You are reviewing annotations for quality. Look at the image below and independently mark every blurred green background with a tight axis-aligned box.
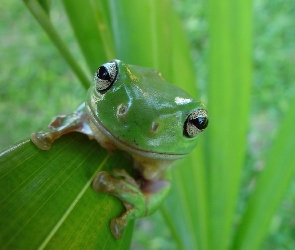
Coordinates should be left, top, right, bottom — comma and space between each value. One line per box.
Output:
1, 0, 295, 249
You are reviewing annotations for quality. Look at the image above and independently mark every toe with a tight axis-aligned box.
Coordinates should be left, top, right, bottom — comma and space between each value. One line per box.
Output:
92, 171, 115, 193
110, 218, 125, 239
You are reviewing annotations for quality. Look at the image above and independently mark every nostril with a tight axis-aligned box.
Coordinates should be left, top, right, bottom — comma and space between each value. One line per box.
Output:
150, 122, 159, 133
117, 104, 128, 116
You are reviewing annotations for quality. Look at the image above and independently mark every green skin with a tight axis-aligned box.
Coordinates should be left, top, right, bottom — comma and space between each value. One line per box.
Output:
31, 59, 208, 239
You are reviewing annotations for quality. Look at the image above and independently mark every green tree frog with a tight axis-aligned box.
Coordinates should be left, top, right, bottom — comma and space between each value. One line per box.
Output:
31, 59, 208, 239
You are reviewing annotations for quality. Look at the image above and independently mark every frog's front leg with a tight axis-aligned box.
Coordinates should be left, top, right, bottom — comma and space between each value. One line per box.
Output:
92, 169, 171, 239
31, 103, 93, 150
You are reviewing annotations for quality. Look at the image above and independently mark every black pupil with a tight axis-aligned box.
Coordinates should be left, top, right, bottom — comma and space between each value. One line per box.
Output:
192, 116, 208, 130
98, 66, 110, 80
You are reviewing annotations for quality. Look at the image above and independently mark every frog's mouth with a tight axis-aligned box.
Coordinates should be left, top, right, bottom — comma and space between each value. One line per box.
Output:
86, 103, 186, 160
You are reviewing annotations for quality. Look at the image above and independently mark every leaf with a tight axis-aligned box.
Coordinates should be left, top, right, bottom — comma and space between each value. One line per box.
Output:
204, 0, 252, 249
0, 133, 133, 249
232, 92, 295, 249
23, 0, 91, 89
38, 0, 50, 15
61, 0, 115, 73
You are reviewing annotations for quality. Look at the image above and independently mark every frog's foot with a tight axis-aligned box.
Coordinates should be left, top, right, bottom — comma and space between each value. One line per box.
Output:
92, 170, 171, 239
31, 123, 77, 151
31, 103, 94, 150
31, 115, 72, 150
112, 168, 139, 187
93, 171, 145, 239
48, 115, 67, 129
31, 131, 56, 150
110, 206, 141, 239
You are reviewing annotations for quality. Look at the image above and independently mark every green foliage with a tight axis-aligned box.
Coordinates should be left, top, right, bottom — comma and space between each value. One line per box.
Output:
23, 0, 91, 89
0, 134, 133, 249
1, 0, 295, 249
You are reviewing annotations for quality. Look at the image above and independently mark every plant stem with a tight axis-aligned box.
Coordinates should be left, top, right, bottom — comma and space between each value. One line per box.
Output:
23, 0, 91, 89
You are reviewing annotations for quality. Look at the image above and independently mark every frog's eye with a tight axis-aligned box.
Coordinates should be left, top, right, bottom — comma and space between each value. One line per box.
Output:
94, 61, 118, 92
183, 109, 208, 138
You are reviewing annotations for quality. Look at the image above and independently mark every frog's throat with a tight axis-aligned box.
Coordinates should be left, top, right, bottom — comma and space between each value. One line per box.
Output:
86, 104, 187, 160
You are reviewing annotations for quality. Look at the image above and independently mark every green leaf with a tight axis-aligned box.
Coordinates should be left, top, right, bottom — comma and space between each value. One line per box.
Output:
38, 0, 50, 15
204, 0, 252, 249
23, 0, 91, 89
61, 0, 115, 73
0, 133, 133, 249
232, 93, 295, 249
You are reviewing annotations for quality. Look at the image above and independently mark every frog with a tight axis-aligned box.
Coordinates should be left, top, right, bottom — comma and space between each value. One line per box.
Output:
31, 59, 209, 239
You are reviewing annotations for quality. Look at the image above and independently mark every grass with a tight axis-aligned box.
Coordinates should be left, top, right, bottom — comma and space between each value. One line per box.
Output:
1, 0, 295, 248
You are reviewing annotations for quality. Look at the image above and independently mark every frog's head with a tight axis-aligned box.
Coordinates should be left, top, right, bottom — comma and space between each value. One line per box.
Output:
86, 59, 208, 159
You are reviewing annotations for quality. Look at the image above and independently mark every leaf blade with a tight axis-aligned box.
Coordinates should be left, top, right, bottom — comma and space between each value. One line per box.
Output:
205, 0, 253, 249
0, 133, 133, 249
61, 0, 115, 72
22, 0, 91, 89
233, 93, 295, 249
